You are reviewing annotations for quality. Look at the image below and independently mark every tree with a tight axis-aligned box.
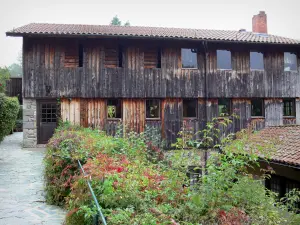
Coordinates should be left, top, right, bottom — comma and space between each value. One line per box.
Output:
0, 67, 10, 93
110, 15, 122, 26
110, 15, 131, 26
8, 50, 22, 77
8, 63, 22, 77
124, 21, 130, 26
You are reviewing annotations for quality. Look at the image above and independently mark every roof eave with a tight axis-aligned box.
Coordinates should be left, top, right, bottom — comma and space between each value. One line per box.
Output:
6, 32, 300, 46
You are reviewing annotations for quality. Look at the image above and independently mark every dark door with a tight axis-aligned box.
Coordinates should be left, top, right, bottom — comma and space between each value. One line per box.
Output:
38, 101, 58, 144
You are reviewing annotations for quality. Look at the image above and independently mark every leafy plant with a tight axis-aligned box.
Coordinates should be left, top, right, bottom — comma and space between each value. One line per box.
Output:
0, 93, 19, 142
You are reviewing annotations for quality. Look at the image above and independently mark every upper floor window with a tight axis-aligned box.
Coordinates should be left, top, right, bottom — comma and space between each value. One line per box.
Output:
107, 99, 122, 119
181, 48, 197, 69
251, 99, 264, 117
64, 43, 83, 68
144, 48, 161, 69
218, 98, 231, 116
105, 46, 123, 68
217, 50, 232, 70
250, 52, 264, 70
283, 99, 295, 117
284, 52, 297, 71
146, 99, 160, 119
183, 99, 197, 118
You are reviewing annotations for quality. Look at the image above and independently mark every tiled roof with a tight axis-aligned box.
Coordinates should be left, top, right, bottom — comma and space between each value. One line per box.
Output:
250, 126, 300, 167
6, 23, 300, 45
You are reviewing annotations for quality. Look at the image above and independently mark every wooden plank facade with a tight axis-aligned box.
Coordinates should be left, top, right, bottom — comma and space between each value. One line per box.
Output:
5, 77, 22, 104
22, 37, 300, 146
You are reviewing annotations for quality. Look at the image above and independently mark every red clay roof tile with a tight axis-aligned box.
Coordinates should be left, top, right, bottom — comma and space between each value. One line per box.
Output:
250, 125, 300, 166
6, 23, 300, 45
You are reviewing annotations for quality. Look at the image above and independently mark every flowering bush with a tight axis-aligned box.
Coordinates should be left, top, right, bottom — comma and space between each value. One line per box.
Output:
45, 122, 300, 225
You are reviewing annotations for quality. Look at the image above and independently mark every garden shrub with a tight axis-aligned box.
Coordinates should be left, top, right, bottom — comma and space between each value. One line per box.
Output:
0, 93, 20, 142
45, 121, 300, 225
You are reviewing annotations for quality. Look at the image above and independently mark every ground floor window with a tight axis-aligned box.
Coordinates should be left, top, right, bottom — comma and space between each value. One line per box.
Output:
218, 98, 231, 117
265, 174, 300, 199
183, 99, 197, 118
251, 99, 264, 117
146, 99, 160, 119
283, 99, 296, 117
107, 99, 122, 119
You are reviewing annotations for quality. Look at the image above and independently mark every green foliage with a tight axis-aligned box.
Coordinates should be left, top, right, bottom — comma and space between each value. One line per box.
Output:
45, 118, 300, 225
0, 93, 19, 142
0, 67, 10, 93
110, 15, 131, 26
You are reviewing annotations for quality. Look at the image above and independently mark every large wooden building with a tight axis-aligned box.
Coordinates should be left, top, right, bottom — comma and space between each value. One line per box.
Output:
6, 11, 300, 147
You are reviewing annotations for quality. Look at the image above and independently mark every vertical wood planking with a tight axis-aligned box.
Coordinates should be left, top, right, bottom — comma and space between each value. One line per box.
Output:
265, 99, 283, 126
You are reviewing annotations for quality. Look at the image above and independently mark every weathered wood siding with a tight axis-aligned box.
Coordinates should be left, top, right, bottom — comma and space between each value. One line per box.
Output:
297, 98, 300, 125
232, 99, 251, 132
23, 38, 300, 99
265, 99, 283, 126
123, 99, 145, 133
5, 77, 22, 104
162, 98, 183, 147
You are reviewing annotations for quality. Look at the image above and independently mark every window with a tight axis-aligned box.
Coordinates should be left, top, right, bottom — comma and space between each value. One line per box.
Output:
251, 99, 264, 117
217, 50, 232, 69
250, 52, 264, 70
181, 48, 197, 69
283, 99, 295, 117
107, 99, 122, 119
105, 46, 123, 68
183, 99, 197, 118
144, 48, 161, 68
146, 99, 160, 119
284, 52, 297, 71
218, 99, 231, 116
64, 43, 83, 68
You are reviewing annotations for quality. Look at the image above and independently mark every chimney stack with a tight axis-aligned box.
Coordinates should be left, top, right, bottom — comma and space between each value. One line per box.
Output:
252, 11, 268, 33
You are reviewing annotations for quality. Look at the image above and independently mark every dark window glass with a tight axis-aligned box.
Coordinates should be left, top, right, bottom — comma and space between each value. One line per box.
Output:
146, 99, 160, 119
181, 49, 197, 68
283, 99, 295, 117
218, 99, 231, 116
251, 99, 264, 117
107, 99, 122, 118
284, 52, 297, 71
250, 52, 264, 70
270, 176, 282, 196
183, 99, 197, 118
217, 50, 232, 69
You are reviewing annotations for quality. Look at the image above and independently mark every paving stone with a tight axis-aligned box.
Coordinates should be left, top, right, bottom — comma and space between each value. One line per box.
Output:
0, 132, 66, 225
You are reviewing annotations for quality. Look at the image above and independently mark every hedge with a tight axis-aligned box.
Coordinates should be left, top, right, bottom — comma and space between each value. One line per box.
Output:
0, 93, 20, 142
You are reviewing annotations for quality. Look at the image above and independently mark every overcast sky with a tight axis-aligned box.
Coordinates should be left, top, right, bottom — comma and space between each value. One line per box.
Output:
1, 0, 299, 67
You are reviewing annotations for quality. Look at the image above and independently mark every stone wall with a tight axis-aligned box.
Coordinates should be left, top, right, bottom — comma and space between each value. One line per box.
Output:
23, 98, 37, 147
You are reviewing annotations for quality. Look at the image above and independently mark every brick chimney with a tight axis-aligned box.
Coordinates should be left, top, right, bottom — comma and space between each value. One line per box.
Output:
252, 11, 268, 33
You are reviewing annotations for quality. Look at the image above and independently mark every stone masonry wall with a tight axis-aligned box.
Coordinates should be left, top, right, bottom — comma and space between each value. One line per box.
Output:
23, 98, 37, 147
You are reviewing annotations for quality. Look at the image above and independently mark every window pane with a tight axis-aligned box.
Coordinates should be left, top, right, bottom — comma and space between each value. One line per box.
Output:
251, 99, 264, 116
218, 99, 231, 116
107, 99, 122, 118
182, 49, 197, 68
146, 100, 160, 118
183, 99, 197, 117
217, 50, 232, 69
284, 52, 297, 71
283, 99, 295, 117
250, 52, 264, 70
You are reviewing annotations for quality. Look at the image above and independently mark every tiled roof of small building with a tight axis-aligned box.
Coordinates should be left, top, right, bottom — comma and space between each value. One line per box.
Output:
6, 23, 300, 45
250, 126, 300, 167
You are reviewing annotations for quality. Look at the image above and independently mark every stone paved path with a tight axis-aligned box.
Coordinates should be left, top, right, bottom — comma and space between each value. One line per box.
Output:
0, 132, 66, 225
